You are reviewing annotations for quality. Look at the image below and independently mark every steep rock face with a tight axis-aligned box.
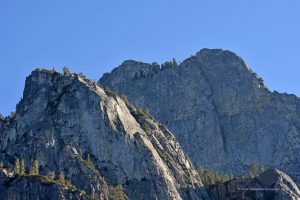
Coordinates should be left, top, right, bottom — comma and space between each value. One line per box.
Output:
208, 168, 300, 200
99, 48, 300, 181
0, 69, 210, 200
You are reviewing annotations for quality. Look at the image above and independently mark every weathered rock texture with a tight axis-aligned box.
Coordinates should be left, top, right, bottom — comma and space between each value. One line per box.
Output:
0, 69, 210, 199
0, 169, 87, 200
99, 48, 300, 182
208, 168, 300, 200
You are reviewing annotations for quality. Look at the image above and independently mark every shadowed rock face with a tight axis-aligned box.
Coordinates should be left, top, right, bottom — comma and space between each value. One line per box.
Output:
208, 168, 300, 200
0, 170, 88, 200
0, 69, 210, 200
99, 48, 300, 181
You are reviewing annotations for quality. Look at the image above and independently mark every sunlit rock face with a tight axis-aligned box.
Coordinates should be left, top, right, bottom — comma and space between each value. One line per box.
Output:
99, 48, 300, 182
0, 69, 210, 200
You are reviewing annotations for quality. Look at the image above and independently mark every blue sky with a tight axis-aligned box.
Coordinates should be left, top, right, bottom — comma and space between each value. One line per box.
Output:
0, 1, 299, 116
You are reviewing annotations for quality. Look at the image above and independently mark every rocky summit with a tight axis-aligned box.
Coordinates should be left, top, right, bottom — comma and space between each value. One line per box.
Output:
0, 69, 210, 199
99, 48, 300, 183
1, 48, 300, 200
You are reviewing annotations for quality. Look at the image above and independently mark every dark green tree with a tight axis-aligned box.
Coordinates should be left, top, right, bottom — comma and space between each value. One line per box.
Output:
112, 185, 126, 200
87, 153, 91, 164
198, 167, 236, 185
58, 171, 66, 184
30, 159, 39, 175
171, 58, 178, 66
63, 66, 71, 75
14, 158, 20, 175
249, 163, 258, 178
20, 159, 25, 176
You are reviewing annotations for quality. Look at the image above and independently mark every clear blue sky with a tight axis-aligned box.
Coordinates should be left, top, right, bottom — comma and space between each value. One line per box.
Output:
0, 1, 299, 116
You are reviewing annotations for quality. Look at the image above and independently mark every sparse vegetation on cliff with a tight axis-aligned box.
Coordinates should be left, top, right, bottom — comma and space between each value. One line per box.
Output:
161, 58, 178, 70
6, 158, 82, 193
63, 66, 71, 75
199, 163, 266, 186
198, 167, 234, 185
29, 159, 39, 176
112, 185, 126, 200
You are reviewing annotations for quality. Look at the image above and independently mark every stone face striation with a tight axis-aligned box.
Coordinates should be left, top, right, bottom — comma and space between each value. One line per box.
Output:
0, 69, 210, 199
99, 48, 300, 182
208, 168, 300, 200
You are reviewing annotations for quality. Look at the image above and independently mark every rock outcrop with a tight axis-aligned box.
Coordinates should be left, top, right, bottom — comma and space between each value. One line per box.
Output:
99, 48, 300, 182
208, 168, 300, 200
0, 169, 88, 200
0, 69, 210, 199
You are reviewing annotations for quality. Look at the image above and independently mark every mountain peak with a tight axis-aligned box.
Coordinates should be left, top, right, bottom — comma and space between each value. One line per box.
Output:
1, 68, 210, 199
194, 48, 250, 72
196, 48, 238, 56
99, 48, 300, 186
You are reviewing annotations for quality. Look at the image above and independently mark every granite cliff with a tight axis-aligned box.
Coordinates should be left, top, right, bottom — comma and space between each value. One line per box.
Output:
209, 168, 300, 200
0, 169, 88, 200
0, 69, 210, 199
1, 48, 300, 199
99, 48, 300, 183
208, 169, 300, 200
